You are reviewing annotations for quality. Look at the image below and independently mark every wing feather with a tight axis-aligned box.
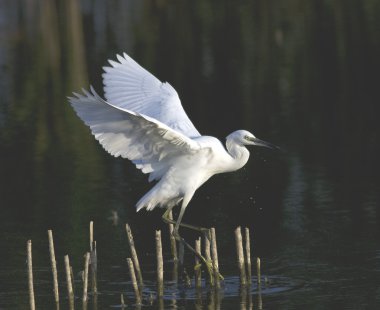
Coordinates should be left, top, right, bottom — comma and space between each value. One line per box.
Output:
68, 87, 202, 181
102, 52, 201, 138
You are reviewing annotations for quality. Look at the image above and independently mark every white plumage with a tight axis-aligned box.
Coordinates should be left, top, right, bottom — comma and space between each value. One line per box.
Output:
68, 52, 277, 229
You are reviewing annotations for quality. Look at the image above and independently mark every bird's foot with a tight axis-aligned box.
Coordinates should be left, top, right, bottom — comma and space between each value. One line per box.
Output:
173, 231, 223, 285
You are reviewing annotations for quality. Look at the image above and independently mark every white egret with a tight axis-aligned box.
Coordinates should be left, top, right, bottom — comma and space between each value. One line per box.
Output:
68, 52, 278, 279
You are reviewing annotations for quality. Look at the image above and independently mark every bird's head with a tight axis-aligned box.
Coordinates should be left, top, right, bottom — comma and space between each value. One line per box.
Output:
227, 130, 279, 150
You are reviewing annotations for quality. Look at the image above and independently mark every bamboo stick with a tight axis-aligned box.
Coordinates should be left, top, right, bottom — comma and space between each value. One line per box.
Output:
210, 227, 220, 288
64, 255, 74, 308
48, 230, 59, 304
168, 210, 178, 262
127, 258, 141, 305
156, 230, 164, 298
195, 237, 202, 289
235, 227, 247, 285
245, 227, 252, 285
82, 252, 90, 305
125, 224, 143, 287
27, 240, 35, 310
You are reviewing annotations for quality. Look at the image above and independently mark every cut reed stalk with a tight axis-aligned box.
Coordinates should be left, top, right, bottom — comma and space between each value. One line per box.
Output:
194, 237, 202, 288
156, 230, 164, 298
203, 230, 213, 285
27, 240, 35, 310
82, 252, 90, 305
64, 255, 74, 308
168, 210, 178, 262
90, 241, 98, 295
235, 226, 247, 285
256, 257, 261, 285
244, 227, 252, 285
48, 230, 60, 304
210, 227, 220, 288
125, 223, 143, 288
121, 294, 126, 308
127, 257, 142, 305
89, 221, 93, 252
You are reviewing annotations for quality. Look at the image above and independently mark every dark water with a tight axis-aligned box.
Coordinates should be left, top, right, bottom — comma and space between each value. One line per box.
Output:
1, 0, 380, 309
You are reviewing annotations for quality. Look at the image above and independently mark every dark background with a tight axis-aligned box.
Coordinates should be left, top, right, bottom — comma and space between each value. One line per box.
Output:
0, 0, 379, 309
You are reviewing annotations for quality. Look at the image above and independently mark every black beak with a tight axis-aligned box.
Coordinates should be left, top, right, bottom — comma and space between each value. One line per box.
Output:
252, 137, 281, 150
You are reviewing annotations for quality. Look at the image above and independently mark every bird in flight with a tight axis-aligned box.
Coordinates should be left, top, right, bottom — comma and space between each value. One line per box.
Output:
68, 52, 278, 280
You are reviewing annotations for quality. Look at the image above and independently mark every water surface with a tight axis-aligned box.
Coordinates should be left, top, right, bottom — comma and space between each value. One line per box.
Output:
0, 1, 379, 309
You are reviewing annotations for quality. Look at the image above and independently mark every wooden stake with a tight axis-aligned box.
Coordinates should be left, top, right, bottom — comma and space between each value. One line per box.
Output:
127, 258, 141, 305
235, 227, 247, 285
210, 227, 220, 288
48, 230, 59, 304
256, 257, 261, 285
245, 227, 252, 285
64, 255, 74, 308
194, 237, 202, 288
168, 210, 178, 262
156, 230, 164, 298
125, 224, 143, 288
82, 252, 90, 305
27, 240, 35, 310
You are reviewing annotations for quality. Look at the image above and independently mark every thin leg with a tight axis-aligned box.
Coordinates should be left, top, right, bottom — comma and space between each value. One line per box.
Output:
162, 203, 224, 285
162, 207, 209, 234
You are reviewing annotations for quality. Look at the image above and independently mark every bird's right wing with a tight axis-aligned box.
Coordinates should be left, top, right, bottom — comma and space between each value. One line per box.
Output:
102, 53, 201, 138
69, 87, 203, 181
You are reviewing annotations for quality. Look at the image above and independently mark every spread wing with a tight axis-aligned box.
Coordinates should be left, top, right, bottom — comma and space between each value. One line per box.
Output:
102, 52, 201, 138
68, 87, 202, 182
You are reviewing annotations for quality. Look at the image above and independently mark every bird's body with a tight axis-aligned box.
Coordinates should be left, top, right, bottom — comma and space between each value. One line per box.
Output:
136, 134, 248, 211
68, 52, 277, 233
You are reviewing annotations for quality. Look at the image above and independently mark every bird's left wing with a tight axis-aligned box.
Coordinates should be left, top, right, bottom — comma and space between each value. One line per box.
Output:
102, 53, 201, 138
68, 87, 202, 180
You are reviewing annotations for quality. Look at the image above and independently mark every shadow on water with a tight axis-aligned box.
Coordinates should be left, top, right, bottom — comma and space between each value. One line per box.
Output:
0, 0, 380, 309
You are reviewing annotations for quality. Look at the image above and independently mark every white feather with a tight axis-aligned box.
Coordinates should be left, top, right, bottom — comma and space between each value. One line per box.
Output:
102, 53, 200, 138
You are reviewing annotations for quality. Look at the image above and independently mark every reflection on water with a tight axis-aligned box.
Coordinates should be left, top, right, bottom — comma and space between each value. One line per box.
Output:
0, 0, 380, 309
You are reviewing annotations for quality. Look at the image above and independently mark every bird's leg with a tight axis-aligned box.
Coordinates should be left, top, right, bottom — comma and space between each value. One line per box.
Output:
162, 207, 209, 234
162, 203, 223, 285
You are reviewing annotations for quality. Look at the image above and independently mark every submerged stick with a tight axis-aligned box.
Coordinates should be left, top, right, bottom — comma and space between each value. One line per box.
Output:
126, 224, 143, 287
194, 237, 202, 289
210, 227, 220, 288
235, 226, 247, 285
48, 230, 60, 304
256, 257, 261, 285
245, 227, 252, 285
64, 255, 74, 308
127, 258, 142, 305
82, 252, 90, 305
156, 230, 164, 298
27, 240, 35, 310
168, 210, 178, 262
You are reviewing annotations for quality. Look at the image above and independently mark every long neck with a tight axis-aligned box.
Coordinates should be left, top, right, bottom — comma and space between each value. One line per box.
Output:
225, 139, 250, 171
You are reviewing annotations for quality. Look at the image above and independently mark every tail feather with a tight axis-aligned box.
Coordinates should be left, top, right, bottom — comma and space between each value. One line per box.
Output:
136, 184, 183, 212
